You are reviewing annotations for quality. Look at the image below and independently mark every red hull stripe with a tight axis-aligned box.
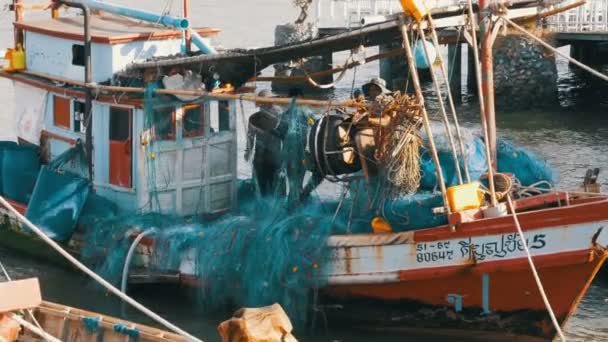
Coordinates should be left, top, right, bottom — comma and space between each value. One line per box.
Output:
415, 199, 608, 243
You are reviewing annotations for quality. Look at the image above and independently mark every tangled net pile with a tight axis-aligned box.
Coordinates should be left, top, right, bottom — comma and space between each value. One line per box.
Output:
373, 91, 424, 196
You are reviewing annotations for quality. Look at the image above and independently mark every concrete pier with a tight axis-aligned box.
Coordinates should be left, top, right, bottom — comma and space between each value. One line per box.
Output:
448, 43, 462, 103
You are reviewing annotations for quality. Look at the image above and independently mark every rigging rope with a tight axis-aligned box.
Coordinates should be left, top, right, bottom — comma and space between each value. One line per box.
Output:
505, 195, 567, 342
428, 14, 471, 183
398, 15, 450, 215
9, 314, 62, 342
0, 195, 203, 342
417, 23, 463, 185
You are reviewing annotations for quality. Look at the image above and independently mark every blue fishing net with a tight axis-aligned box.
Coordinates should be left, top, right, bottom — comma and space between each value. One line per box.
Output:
496, 138, 556, 186
419, 125, 555, 189
79, 98, 557, 329
25, 143, 90, 242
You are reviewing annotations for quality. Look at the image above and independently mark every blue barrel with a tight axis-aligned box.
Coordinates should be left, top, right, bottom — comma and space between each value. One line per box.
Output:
2, 144, 40, 204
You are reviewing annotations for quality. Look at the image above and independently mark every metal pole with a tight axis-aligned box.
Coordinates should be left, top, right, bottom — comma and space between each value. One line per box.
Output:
466, 0, 497, 207
183, 0, 191, 53
399, 15, 451, 216
479, 0, 497, 167
13, 0, 23, 47
56, 0, 93, 183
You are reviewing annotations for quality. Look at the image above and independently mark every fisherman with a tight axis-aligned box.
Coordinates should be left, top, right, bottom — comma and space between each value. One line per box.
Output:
245, 90, 285, 196
362, 77, 391, 102
353, 77, 394, 180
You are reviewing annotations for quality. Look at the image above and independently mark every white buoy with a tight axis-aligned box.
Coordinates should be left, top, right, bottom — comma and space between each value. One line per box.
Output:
413, 40, 436, 69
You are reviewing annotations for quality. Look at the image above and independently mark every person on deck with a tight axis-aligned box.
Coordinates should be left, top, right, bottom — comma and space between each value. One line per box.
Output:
354, 77, 394, 180
245, 90, 285, 197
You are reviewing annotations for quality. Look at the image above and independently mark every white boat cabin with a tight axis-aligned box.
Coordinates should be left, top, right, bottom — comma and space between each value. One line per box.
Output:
5, 13, 237, 217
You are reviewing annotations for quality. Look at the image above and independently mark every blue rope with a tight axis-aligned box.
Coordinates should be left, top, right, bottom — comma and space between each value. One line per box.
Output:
81, 317, 101, 333
113, 323, 140, 341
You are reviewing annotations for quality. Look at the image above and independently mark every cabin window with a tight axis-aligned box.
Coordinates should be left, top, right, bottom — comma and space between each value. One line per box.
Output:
183, 104, 204, 138
218, 101, 231, 132
110, 107, 131, 141
73, 101, 85, 134
109, 107, 133, 188
152, 106, 176, 141
53, 96, 71, 129
72, 44, 85, 66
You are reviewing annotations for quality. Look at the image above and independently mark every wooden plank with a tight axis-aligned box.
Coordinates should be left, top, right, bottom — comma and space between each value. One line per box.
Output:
0, 278, 42, 312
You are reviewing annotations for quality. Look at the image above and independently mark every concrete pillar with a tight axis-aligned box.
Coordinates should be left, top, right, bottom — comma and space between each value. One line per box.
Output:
319, 52, 334, 85
570, 43, 583, 65
467, 44, 477, 96
379, 41, 408, 91
448, 43, 462, 103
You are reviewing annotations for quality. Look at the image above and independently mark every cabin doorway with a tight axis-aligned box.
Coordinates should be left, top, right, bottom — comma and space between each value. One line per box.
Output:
109, 107, 132, 188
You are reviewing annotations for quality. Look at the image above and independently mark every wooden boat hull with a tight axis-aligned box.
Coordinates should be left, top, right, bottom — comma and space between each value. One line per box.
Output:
314, 198, 608, 340
19, 301, 188, 342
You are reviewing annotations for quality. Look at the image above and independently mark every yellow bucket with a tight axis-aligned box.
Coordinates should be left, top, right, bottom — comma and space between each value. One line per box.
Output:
446, 182, 484, 213
399, 0, 430, 21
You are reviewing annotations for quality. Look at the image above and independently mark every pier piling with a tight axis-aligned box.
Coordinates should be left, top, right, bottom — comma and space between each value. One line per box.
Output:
448, 43, 462, 103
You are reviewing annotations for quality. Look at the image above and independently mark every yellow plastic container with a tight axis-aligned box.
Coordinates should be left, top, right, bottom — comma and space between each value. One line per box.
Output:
3, 48, 14, 71
2, 44, 25, 72
399, 0, 430, 21
446, 182, 484, 213
12, 44, 25, 71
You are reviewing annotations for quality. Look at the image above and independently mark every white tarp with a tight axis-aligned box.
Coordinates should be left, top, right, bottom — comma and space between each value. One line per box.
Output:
13, 81, 48, 145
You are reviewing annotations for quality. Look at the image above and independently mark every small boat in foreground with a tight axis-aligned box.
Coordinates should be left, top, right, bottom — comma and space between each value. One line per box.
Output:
0, 278, 188, 342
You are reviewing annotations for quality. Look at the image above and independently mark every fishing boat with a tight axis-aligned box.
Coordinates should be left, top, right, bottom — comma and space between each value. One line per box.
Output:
1, 0, 607, 341
0, 278, 189, 342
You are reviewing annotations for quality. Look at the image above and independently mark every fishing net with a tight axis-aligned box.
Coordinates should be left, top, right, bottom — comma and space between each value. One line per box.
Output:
419, 124, 555, 190
496, 138, 556, 187
23, 143, 91, 242
78, 93, 556, 329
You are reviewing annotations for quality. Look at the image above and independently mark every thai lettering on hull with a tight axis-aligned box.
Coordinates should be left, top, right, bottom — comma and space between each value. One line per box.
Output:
415, 233, 547, 264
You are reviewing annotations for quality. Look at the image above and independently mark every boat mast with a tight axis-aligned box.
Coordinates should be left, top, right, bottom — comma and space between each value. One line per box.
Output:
183, 0, 191, 53
479, 0, 497, 167
12, 0, 23, 47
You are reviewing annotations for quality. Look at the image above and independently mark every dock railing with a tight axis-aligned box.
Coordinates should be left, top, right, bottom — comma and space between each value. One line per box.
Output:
313, 0, 608, 33
313, 0, 461, 28
545, 0, 608, 32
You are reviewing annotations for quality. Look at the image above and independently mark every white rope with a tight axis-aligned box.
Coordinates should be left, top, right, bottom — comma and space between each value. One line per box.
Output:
505, 195, 567, 342
0, 195, 203, 342
500, 16, 608, 82
121, 229, 156, 294
9, 314, 62, 342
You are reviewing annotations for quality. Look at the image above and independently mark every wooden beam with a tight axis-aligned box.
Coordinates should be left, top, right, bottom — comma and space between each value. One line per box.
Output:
4, 70, 363, 108
0, 278, 42, 312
